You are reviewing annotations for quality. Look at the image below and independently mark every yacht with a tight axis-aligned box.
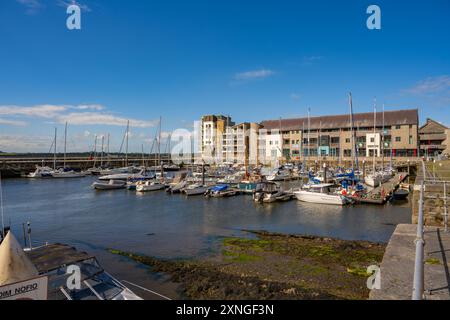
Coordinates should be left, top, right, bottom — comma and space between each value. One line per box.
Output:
294, 183, 349, 205
26, 166, 54, 178
253, 182, 285, 203
136, 180, 165, 192
183, 184, 210, 196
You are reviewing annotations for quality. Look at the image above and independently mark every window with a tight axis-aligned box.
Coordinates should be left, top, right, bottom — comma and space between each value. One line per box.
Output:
395, 137, 401, 142
395, 125, 401, 130
370, 138, 375, 143
345, 138, 351, 143
409, 135, 413, 144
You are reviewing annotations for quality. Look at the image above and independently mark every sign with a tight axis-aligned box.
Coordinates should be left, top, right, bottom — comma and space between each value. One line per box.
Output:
0, 276, 48, 300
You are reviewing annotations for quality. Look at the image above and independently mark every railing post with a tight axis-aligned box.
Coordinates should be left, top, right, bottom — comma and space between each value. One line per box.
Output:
412, 181, 425, 300
444, 182, 448, 233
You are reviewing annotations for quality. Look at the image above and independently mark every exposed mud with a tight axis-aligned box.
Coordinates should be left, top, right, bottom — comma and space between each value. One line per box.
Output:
110, 230, 386, 300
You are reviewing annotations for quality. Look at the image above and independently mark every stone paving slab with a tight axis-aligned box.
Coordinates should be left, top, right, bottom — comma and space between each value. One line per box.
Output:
370, 224, 450, 300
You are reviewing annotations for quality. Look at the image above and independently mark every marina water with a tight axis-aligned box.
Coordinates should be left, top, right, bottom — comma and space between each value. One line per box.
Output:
2, 176, 411, 299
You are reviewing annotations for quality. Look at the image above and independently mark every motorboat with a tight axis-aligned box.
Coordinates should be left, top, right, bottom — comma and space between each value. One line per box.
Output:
253, 182, 286, 203
392, 188, 409, 201
136, 180, 165, 192
0, 231, 142, 300
92, 179, 126, 190
294, 183, 349, 205
183, 184, 210, 196
26, 166, 54, 178
204, 185, 237, 198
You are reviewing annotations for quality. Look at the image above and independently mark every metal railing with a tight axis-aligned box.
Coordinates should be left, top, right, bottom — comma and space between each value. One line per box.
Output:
412, 160, 450, 300
412, 181, 425, 300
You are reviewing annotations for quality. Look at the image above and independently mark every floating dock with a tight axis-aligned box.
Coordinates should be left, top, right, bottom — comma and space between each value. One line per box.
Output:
351, 173, 409, 205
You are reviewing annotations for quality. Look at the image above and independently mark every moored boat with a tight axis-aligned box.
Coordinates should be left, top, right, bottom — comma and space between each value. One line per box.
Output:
294, 183, 349, 206
92, 179, 126, 190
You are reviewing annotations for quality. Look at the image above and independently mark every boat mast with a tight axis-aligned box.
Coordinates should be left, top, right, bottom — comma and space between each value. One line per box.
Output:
107, 133, 110, 167
158, 116, 162, 166
318, 120, 322, 169
53, 127, 57, 171
382, 104, 385, 169
63, 122, 67, 168
93, 135, 98, 168
307, 107, 311, 168
373, 98, 377, 175
125, 120, 130, 167
141, 144, 145, 167
100, 135, 104, 168
348, 93, 355, 172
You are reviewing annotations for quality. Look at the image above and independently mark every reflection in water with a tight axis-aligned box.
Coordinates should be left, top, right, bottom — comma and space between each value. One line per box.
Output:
2, 177, 412, 298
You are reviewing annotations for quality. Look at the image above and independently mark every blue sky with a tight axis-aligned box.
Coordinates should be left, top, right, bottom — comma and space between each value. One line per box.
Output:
0, 0, 449, 152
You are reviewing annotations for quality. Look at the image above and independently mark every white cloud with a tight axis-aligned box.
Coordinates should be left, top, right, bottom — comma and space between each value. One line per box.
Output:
56, 0, 91, 12
404, 75, 450, 95
0, 105, 67, 118
234, 69, 275, 81
0, 134, 51, 152
72, 104, 105, 111
16, 0, 43, 14
57, 112, 158, 128
0, 118, 27, 126
290, 93, 300, 101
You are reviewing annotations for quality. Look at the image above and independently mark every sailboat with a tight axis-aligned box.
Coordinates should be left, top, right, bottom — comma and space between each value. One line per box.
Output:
364, 99, 388, 188
52, 122, 85, 178
26, 129, 58, 178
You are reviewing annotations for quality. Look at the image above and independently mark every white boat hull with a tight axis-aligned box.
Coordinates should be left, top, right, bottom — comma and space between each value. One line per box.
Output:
136, 184, 165, 192
184, 187, 209, 196
294, 190, 346, 205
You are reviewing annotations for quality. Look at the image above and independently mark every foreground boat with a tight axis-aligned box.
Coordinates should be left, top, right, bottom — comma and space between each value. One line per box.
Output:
0, 232, 141, 300
294, 183, 349, 206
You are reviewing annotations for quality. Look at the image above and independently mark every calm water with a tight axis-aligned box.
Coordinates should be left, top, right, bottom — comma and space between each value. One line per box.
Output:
2, 177, 411, 299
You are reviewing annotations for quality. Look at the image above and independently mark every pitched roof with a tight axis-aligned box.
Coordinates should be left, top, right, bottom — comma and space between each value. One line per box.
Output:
419, 118, 448, 133
260, 109, 419, 131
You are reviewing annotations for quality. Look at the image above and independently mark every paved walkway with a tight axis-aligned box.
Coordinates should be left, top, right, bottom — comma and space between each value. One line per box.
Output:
370, 224, 450, 300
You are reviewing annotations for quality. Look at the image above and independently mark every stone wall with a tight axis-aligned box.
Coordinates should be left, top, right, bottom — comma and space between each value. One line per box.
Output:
412, 163, 450, 226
